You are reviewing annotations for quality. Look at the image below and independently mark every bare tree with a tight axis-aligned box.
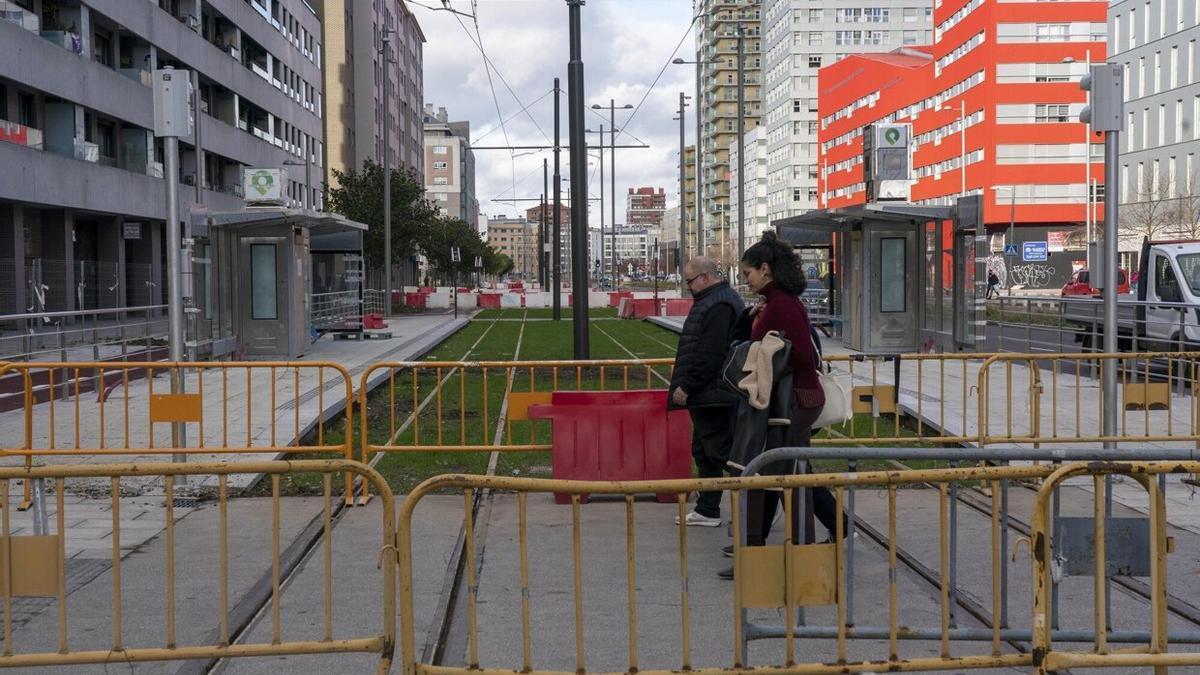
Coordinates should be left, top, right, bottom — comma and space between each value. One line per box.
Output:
1120, 169, 1178, 241
1175, 165, 1200, 240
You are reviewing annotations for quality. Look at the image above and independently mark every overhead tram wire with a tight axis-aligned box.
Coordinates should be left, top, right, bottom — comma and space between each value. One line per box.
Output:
449, 2, 553, 146
460, 0, 517, 223
473, 88, 554, 145
613, 14, 699, 146
584, 105, 651, 148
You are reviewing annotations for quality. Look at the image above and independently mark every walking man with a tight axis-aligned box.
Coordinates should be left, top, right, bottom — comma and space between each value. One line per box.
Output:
670, 257, 745, 526
986, 270, 1000, 299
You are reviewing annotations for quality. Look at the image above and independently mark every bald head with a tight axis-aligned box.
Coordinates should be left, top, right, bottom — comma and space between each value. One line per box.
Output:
684, 257, 721, 292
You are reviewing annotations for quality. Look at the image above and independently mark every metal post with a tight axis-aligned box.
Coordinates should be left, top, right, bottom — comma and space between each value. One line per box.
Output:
191, 70, 203, 205
553, 77, 563, 320
677, 92, 688, 292
382, 27, 393, 317
736, 24, 745, 257
609, 101, 617, 290
1085, 50, 1092, 272
959, 100, 966, 196
542, 157, 549, 288
1102, 129, 1120, 445
566, 0, 589, 359
164, 136, 186, 462
597, 125, 605, 285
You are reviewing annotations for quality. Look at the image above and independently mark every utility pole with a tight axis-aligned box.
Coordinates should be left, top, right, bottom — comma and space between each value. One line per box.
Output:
153, 67, 190, 468
1079, 63, 1124, 447
381, 24, 394, 316
676, 91, 689, 291
735, 23, 746, 258
542, 158, 549, 288
566, 0, 589, 359
694, 58, 703, 257
553, 77, 563, 320
609, 103, 617, 290
596, 125, 605, 284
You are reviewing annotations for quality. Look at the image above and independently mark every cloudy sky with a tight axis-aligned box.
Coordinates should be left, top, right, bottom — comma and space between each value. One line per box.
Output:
413, 0, 697, 227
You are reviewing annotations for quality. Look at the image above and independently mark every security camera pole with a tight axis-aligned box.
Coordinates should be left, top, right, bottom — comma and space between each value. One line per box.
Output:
153, 67, 190, 468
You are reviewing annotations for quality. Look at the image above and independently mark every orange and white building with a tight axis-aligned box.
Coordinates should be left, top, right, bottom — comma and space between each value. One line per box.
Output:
817, 0, 1108, 290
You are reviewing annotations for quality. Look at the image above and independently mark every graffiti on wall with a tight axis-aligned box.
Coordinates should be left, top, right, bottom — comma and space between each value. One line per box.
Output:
1008, 264, 1057, 289
986, 255, 1008, 288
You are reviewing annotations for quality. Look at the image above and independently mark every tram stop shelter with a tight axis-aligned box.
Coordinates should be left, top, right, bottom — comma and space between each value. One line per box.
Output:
775, 195, 986, 354
194, 208, 367, 360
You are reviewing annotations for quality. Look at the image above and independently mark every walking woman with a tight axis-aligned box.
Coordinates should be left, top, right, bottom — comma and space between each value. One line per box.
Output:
731, 232, 840, 559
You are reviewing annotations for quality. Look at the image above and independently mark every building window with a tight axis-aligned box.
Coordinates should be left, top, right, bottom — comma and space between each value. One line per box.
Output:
434, 176, 448, 185
808, 55, 821, 68
1035, 104, 1071, 122
433, 161, 448, 169
433, 145, 448, 154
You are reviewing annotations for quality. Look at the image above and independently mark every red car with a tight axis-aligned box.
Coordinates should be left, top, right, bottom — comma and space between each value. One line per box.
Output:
1061, 268, 1130, 296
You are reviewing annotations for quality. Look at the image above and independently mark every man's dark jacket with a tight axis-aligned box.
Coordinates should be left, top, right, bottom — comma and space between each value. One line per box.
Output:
669, 280, 744, 408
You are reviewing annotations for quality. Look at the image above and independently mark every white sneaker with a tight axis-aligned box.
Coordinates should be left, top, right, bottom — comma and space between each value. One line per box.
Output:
675, 510, 722, 527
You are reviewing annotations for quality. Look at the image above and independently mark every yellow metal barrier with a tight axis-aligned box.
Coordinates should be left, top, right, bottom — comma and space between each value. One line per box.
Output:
396, 464, 1055, 675
357, 358, 675, 454
1031, 460, 1200, 674
977, 352, 1200, 447
0, 459, 395, 671
817, 353, 987, 447
0, 361, 354, 458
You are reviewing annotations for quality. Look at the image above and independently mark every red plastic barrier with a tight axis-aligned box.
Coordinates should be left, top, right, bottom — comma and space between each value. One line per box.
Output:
477, 293, 502, 308
363, 313, 387, 329
405, 292, 426, 309
418, 287, 435, 294
620, 298, 662, 319
529, 390, 692, 504
664, 298, 693, 316
608, 291, 634, 308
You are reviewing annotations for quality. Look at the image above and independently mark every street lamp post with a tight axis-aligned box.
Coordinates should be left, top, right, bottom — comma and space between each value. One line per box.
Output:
675, 91, 690, 291
566, 0, 590, 359
592, 100, 633, 289
586, 125, 605, 285
380, 23, 395, 317
553, 77, 562, 320
673, 57, 710, 261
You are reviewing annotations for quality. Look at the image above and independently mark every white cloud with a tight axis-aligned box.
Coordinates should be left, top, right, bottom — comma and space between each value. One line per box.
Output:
416, 0, 696, 224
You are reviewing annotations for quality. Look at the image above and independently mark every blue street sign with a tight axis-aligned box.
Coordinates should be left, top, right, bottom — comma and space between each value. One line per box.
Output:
1004, 244, 1019, 257
1022, 241, 1048, 262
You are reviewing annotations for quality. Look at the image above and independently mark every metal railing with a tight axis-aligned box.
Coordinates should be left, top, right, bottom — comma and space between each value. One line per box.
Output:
977, 351, 1200, 446
987, 295, 1200, 354
0, 304, 167, 362
0, 459, 395, 671
0, 360, 353, 459
397, 451, 1200, 675
311, 290, 362, 330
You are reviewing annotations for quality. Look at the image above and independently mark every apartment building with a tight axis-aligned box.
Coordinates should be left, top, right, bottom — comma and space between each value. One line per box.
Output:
487, 216, 537, 279
599, 226, 656, 273
525, 202, 573, 283
1109, 0, 1200, 251
695, 0, 761, 255
322, 0, 424, 189
0, 0, 325, 315
626, 187, 667, 227
423, 104, 478, 229
818, 0, 1107, 290
760, 0, 928, 227
682, 144, 696, 248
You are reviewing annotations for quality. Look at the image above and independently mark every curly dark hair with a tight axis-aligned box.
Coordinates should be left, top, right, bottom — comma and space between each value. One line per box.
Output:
740, 230, 806, 294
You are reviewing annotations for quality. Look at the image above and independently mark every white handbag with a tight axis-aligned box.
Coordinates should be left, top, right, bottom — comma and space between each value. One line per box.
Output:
810, 337, 852, 430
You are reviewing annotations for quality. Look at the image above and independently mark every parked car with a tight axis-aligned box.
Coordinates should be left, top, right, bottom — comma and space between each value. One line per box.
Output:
1061, 268, 1130, 296
800, 280, 831, 322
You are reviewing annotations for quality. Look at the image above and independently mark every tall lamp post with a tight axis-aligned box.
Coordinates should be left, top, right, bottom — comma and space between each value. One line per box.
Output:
673, 57, 717, 261
566, 0, 590, 359
585, 126, 605, 284
380, 23, 395, 317
674, 92, 690, 291
592, 100, 633, 289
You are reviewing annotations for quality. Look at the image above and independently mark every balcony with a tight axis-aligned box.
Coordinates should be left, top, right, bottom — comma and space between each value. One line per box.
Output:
0, 1, 38, 32
0, 119, 43, 150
